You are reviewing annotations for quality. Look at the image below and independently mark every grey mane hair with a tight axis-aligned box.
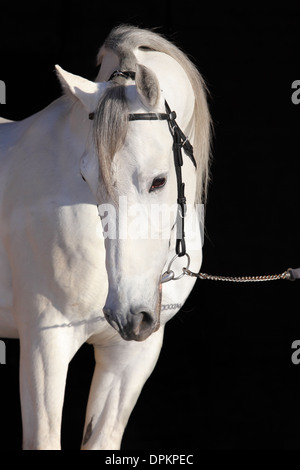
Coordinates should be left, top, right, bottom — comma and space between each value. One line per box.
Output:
93, 83, 129, 202
95, 24, 212, 205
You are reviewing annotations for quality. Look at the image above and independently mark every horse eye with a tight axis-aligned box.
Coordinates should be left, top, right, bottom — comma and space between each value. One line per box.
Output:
150, 176, 167, 192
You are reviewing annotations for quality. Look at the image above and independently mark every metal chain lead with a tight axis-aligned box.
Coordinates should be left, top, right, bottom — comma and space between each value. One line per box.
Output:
183, 268, 294, 282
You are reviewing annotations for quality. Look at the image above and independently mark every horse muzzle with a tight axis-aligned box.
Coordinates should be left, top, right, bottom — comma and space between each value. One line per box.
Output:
103, 306, 160, 341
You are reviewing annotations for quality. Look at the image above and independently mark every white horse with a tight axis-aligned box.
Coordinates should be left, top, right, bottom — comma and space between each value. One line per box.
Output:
0, 25, 211, 449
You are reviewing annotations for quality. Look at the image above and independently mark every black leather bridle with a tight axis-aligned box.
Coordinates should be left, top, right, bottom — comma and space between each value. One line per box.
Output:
89, 70, 197, 258
88, 70, 300, 284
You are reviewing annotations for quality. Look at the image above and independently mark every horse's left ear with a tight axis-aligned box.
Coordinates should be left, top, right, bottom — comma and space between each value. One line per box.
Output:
55, 65, 107, 113
135, 64, 161, 109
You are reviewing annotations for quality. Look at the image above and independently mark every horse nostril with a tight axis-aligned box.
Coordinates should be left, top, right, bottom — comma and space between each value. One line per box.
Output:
130, 310, 155, 337
140, 311, 153, 325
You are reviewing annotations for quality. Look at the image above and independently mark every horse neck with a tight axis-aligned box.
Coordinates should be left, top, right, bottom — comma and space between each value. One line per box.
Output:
37, 97, 91, 164
96, 48, 120, 82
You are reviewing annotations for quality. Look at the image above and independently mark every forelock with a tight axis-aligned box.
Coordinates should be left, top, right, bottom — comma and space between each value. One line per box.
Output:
93, 84, 129, 200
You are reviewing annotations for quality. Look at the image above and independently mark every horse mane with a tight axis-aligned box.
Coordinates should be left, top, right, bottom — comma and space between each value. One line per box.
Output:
94, 24, 211, 205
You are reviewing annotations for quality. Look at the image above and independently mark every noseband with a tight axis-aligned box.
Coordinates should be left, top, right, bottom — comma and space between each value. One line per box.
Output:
89, 70, 197, 260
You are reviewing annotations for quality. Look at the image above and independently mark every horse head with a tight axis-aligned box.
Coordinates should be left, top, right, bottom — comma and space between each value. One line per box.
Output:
55, 49, 206, 341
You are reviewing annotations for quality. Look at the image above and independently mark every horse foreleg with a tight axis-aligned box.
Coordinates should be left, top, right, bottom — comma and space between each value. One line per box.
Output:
81, 327, 164, 450
19, 328, 77, 450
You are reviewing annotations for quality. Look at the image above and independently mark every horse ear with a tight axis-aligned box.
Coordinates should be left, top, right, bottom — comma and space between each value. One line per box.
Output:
135, 64, 161, 109
55, 65, 107, 113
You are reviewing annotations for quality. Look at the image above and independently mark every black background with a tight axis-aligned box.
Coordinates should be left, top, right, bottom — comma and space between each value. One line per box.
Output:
0, 1, 300, 450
